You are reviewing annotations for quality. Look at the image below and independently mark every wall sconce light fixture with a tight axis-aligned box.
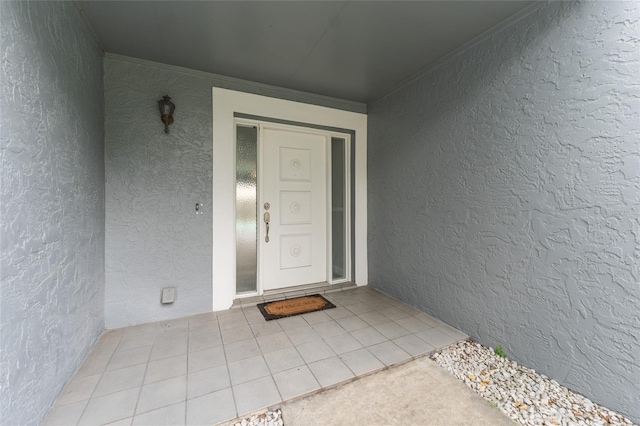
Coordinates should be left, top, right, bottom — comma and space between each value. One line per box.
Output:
158, 95, 175, 133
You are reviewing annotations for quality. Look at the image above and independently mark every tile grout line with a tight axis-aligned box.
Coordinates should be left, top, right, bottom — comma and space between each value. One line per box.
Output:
217, 312, 243, 425
214, 307, 445, 423
228, 307, 261, 420
298, 306, 366, 389
74, 331, 126, 425
50, 288, 467, 425
252, 308, 287, 410
184, 320, 193, 426
271, 349, 440, 413
120, 320, 194, 420
269, 312, 324, 403
257, 307, 325, 413
306, 319, 343, 388
85, 329, 154, 424
130, 327, 160, 423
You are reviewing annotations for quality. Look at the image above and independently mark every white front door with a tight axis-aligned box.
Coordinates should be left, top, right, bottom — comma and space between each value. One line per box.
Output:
261, 126, 327, 291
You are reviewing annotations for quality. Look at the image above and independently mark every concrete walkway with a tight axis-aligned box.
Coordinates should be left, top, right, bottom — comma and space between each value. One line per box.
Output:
280, 356, 512, 426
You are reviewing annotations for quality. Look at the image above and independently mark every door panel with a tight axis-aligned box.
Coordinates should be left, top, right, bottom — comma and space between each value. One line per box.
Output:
261, 127, 327, 291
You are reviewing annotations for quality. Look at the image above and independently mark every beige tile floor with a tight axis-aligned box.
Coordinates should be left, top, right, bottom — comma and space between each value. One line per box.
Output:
43, 286, 469, 426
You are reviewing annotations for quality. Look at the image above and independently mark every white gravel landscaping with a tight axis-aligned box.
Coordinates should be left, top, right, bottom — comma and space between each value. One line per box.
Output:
231, 409, 283, 426
431, 340, 635, 426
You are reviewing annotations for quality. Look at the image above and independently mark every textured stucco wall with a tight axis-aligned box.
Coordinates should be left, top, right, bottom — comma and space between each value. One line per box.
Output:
368, 1, 639, 421
0, 2, 105, 425
104, 57, 214, 328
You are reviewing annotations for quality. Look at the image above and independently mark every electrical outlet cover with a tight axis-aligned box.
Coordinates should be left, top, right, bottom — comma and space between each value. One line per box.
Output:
161, 287, 176, 304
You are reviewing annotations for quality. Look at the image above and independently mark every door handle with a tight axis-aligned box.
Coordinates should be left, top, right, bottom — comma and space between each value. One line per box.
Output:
264, 211, 270, 243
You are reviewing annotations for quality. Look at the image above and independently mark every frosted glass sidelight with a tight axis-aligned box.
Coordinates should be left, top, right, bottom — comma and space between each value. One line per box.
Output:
236, 125, 258, 293
331, 137, 347, 280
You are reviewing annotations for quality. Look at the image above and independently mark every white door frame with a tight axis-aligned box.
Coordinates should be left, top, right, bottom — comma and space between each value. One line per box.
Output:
212, 88, 367, 311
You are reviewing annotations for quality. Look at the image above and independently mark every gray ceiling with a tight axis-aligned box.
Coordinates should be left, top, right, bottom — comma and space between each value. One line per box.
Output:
80, 1, 534, 103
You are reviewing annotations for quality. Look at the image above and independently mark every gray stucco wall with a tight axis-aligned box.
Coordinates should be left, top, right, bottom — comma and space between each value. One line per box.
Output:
104, 57, 214, 328
368, 1, 639, 422
103, 54, 368, 329
0, 2, 105, 425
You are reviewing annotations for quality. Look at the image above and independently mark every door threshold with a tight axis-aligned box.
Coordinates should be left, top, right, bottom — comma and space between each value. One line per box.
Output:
263, 281, 335, 296
232, 282, 356, 309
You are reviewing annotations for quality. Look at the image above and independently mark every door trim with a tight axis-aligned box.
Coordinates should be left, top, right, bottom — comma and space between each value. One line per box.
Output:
212, 88, 367, 311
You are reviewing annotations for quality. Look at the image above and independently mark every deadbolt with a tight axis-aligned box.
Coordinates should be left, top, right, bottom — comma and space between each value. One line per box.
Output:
264, 202, 270, 210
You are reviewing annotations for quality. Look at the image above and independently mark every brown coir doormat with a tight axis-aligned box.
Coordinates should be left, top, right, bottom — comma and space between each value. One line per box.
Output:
257, 294, 336, 321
